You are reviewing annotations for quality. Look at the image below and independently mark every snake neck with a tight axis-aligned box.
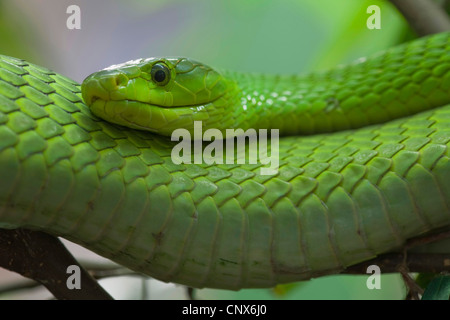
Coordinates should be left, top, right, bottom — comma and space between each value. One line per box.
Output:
219, 32, 449, 136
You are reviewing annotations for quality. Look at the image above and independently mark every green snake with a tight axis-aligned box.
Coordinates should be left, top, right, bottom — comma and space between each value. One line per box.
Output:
0, 32, 449, 290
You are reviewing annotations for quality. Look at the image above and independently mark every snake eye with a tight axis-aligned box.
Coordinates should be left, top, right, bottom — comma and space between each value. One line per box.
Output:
151, 63, 170, 86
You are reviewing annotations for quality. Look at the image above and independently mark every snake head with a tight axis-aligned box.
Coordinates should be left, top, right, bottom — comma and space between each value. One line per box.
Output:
82, 57, 236, 136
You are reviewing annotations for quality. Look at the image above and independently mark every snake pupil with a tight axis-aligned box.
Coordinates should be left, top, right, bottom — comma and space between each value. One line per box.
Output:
154, 70, 166, 82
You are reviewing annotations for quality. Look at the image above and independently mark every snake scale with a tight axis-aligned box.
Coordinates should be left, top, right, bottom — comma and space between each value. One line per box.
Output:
0, 32, 449, 290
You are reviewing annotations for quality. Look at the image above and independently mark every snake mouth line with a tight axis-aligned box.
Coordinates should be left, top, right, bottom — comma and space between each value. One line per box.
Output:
88, 93, 225, 110
89, 95, 219, 135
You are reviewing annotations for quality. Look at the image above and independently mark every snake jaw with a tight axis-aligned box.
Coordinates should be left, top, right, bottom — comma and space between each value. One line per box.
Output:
82, 71, 226, 136
82, 75, 185, 135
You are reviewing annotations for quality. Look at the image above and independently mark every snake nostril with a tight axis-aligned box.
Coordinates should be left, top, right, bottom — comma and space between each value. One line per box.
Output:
114, 74, 128, 87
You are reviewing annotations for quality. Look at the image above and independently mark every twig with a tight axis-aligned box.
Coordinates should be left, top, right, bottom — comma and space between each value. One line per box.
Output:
389, 0, 450, 35
187, 287, 196, 300
399, 268, 424, 300
343, 227, 450, 275
88, 266, 141, 279
0, 229, 113, 300
405, 229, 450, 250
342, 252, 450, 275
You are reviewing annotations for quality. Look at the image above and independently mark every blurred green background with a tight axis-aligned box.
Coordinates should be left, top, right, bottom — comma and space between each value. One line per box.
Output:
0, 0, 416, 299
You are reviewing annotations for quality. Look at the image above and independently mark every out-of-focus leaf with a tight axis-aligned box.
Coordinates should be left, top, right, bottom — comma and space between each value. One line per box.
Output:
415, 273, 438, 290
312, 0, 410, 71
271, 282, 306, 297
422, 276, 450, 300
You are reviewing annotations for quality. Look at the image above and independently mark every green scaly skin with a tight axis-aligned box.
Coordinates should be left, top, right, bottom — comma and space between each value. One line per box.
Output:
0, 32, 449, 289
82, 33, 449, 137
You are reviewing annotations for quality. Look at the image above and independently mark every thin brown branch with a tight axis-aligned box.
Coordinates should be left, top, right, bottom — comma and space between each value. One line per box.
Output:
187, 287, 196, 300
342, 252, 450, 275
399, 268, 424, 300
405, 229, 450, 249
343, 227, 450, 275
88, 266, 140, 279
390, 0, 450, 35
0, 228, 113, 300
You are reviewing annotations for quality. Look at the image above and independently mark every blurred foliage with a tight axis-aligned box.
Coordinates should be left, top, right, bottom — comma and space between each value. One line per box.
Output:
271, 282, 307, 297
0, 2, 38, 60
416, 272, 440, 289
0, 0, 413, 77
422, 276, 450, 300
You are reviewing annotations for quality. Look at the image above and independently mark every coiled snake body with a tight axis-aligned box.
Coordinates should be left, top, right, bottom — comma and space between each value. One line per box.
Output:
0, 32, 449, 289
